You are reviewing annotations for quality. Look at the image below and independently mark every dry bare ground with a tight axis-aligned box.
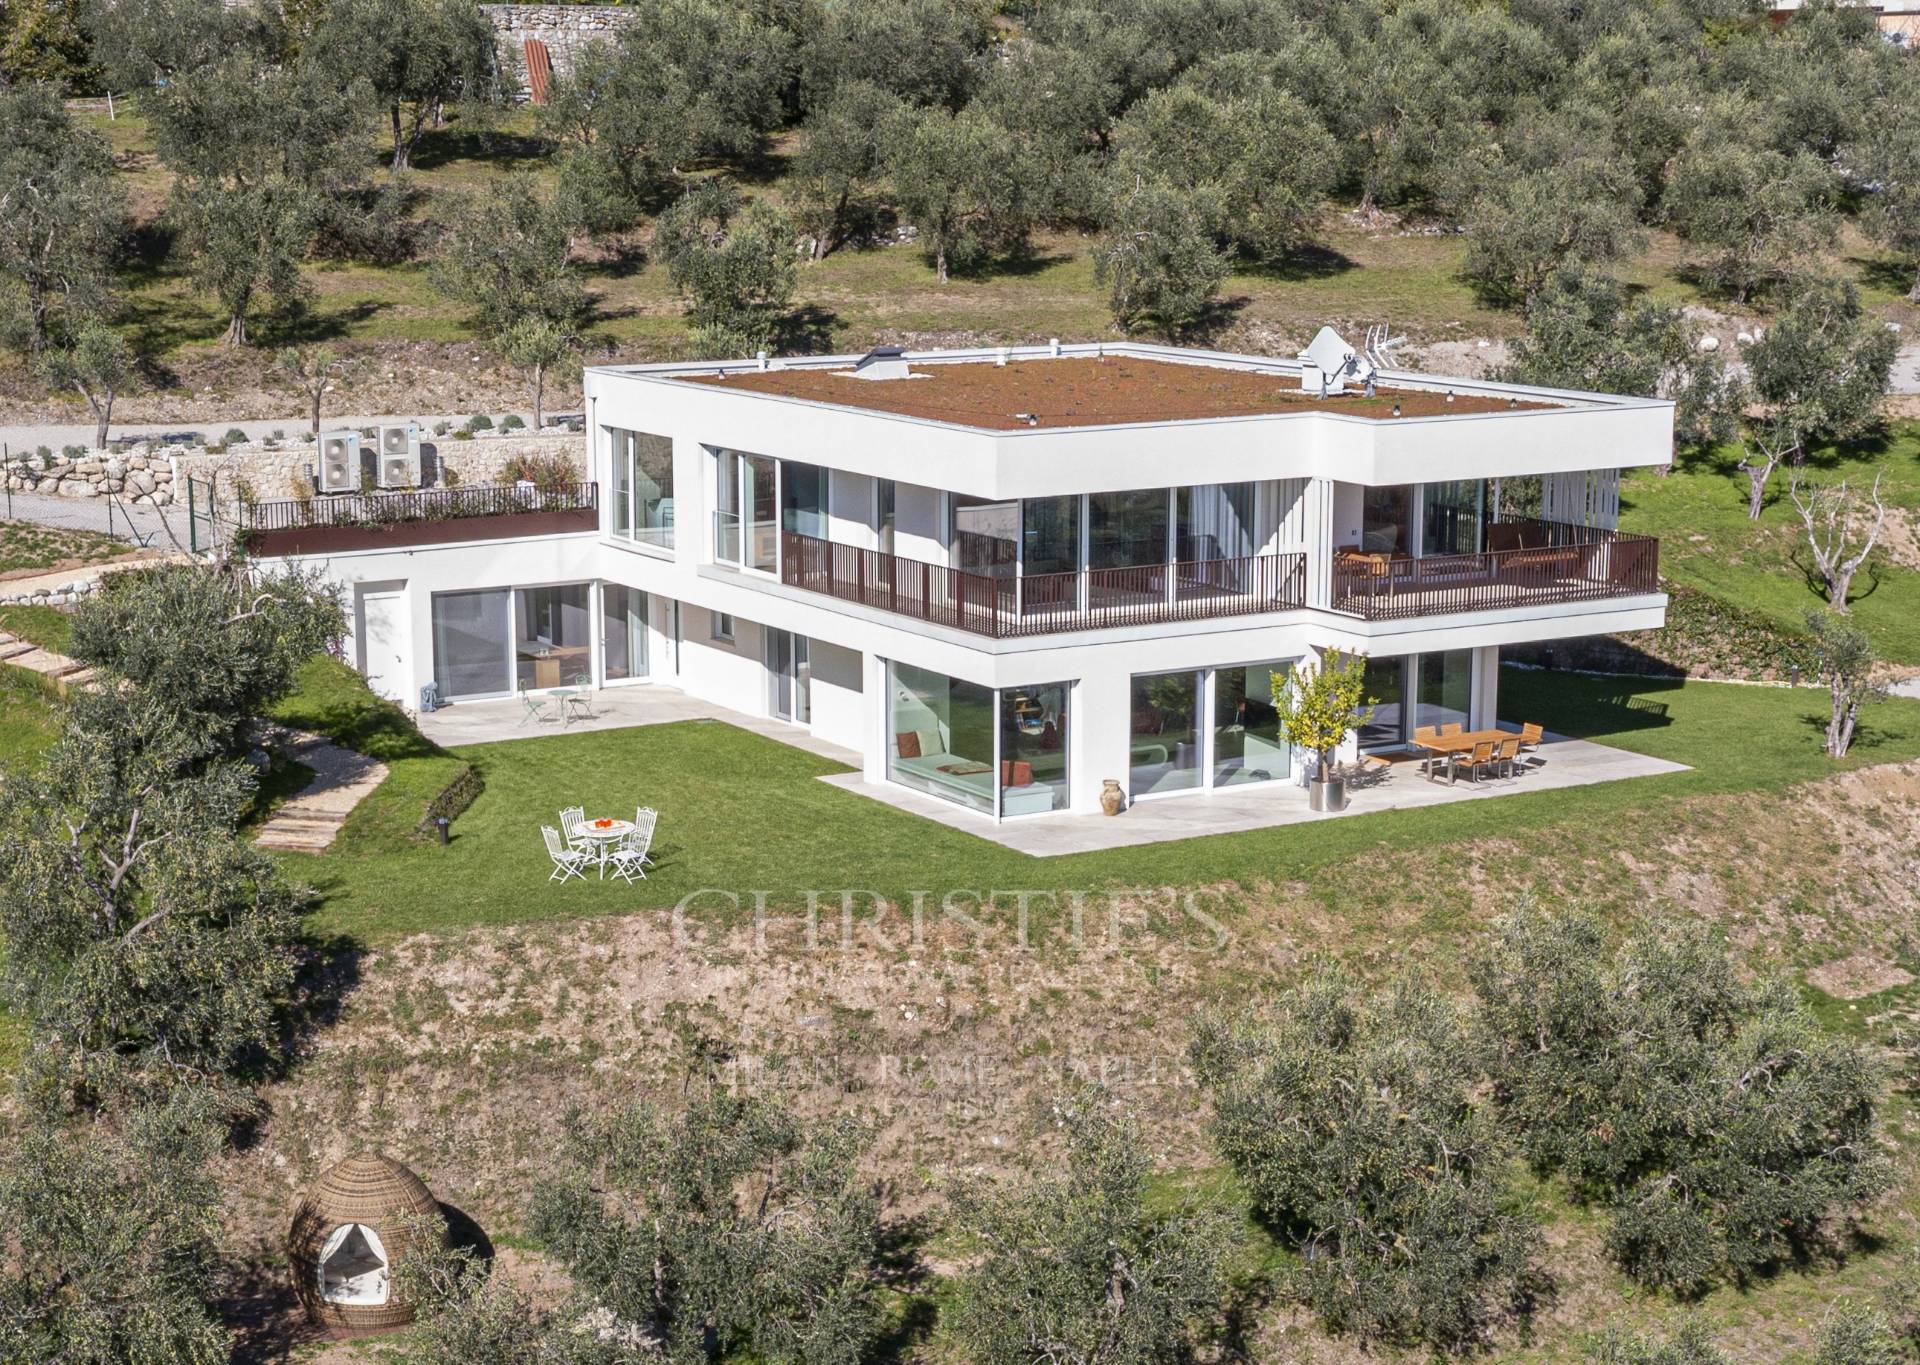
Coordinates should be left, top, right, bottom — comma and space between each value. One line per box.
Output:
227, 759, 1920, 1362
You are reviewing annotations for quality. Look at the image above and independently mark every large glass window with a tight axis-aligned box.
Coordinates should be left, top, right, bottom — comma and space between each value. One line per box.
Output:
1130, 671, 1203, 796
431, 589, 511, 699
514, 584, 592, 691
876, 479, 896, 556
1022, 496, 1080, 576
1417, 649, 1472, 732
1213, 663, 1291, 786
1422, 480, 1484, 557
953, 496, 1018, 579
1358, 655, 1408, 750
748, 454, 777, 572
1090, 489, 1170, 569
714, 449, 742, 562
608, 429, 673, 548
1361, 485, 1413, 556
887, 661, 995, 815
1178, 483, 1256, 561
1001, 682, 1069, 815
602, 584, 648, 682
782, 462, 827, 540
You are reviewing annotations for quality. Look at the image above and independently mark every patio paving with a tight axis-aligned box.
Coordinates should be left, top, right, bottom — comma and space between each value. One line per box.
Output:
818, 732, 1690, 857
414, 682, 860, 765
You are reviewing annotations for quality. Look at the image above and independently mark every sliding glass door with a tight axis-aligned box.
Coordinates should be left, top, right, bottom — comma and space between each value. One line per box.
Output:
514, 585, 592, 692
767, 628, 811, 724
602, 585, 648, 682
431, 589, 512, 699
885, 663, 1071, 817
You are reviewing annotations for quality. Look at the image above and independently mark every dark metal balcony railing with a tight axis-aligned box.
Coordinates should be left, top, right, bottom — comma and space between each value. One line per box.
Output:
1331, 519, 1659, 621
241, 480, 598, 532
780, 530, 1307, 638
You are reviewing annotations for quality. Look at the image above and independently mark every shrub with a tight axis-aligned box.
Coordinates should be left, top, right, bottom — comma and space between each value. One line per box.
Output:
949, 1094, 1234, 1365
1191, 968, 1542, 1349
499, 413, 526, 431
271, 428, 285, 441
452, 429, 474, 441
497, 450, 579, 491
1585, 1319, 1729, 1364
440, 466, 461, 488
1814, 1303, 1904, 1365
432, 420, 450, 436
1471, 909, 1891, 1293
222, 428, 247, 445
37, 446, 53, 465
61, 444, 85, 459
467, 413, 493, 432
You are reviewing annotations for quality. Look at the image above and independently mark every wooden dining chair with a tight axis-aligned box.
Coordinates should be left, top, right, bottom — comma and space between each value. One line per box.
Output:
1496, 735, 1522, 778
1413, 725, 1440, 776
1450, 739, 1497, 784
1518, 722, 1544, 752
1441, 722, 1463, 736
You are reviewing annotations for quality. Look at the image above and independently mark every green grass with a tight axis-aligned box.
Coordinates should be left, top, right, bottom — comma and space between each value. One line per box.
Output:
265, 655, 474, 850
1623, 422, 1920, 665
0, 520, 135, 576
0, 604, 74, 653
279, 665, 1920, 943
0, 665, 62, 764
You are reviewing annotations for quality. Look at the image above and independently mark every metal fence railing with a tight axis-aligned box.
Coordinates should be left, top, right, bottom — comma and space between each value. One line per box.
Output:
238, 481, 598, 533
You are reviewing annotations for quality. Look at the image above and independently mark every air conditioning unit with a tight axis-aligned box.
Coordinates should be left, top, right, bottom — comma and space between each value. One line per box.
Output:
377, 423, 421, 489
317, 431, 360, 493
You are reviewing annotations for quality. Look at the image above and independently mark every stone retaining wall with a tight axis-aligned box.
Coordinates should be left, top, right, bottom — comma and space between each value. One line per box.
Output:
5, 432, 587, 516
482, 4, 632, 86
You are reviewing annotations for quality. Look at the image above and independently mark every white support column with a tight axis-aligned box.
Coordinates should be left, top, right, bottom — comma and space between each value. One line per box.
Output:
1469, 645, 1502, 730
1303, 478, 1336, 609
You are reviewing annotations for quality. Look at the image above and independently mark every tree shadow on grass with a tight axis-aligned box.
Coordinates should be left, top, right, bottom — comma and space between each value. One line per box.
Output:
1851, 254, 1918, 300
1233, 241, 1359, 285
407, 124, 554, 173
949, 245, 1076, 283
774, 303, 841, 356
269, 300, 393, 347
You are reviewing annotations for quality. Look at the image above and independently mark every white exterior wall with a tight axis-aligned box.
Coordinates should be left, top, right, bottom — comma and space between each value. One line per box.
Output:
269, 343, 1674, 821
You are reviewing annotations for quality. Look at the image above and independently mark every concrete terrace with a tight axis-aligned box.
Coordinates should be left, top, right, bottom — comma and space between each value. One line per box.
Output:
413, 682, 1686, 856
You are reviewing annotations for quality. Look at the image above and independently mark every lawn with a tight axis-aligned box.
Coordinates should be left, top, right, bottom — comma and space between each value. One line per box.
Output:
0, 604, 75, 653
278, 663, 1920, 943
1623, 421, 1920, 665
0, 665, 61, 769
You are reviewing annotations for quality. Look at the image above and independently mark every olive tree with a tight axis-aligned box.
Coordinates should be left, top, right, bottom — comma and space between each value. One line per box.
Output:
883, 105, 1033, 283
1190, 967, 1542, 1350
1471, 908, 1892, 1293
34, 321, 134, 451
948, 1096, 1234, 1365
1502, 267, 1735, 453
496, 317, 576, 432
0, 1088, 230, 1364
428, 175, 588, 338
304, 0, 498, 171
1850, 62, 1920, 301
527, 1092, 883, 1365
1805, 609, 1886, 759
1585, 1320, 1730, 1365
1663, 107, 1837, 305
1463, 151, 1644, 307
539, 0, 794, 229
0, 83, 126, 355
1814, 1303, 1906, 1365
789, 81, 900, 260
654, 181, 799, 356
1093, 178, 1226, 342
276, 345, 365, 437
1736, 276, 1896, 519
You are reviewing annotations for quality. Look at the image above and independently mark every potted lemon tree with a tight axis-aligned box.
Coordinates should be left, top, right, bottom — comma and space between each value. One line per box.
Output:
1272, 648, 1374, 812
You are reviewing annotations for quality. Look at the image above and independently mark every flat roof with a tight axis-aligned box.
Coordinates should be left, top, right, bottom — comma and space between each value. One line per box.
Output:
669, 355, 1559, 431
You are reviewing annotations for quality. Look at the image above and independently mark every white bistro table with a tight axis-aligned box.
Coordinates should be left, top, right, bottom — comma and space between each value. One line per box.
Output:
572, 818, 634, 878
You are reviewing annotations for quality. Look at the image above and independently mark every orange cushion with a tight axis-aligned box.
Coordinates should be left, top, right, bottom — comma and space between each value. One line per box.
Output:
895, 730, 921, 759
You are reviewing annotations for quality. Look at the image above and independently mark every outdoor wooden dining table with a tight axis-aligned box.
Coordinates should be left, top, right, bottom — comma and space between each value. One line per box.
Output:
1409, 729, 1513, 784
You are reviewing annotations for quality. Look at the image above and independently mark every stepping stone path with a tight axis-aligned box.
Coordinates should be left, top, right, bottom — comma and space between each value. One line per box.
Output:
253, 729, 389, 855
0, 630, 94, 690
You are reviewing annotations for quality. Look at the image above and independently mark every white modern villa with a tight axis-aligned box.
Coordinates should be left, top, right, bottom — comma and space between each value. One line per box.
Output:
249, 340, 1671, 824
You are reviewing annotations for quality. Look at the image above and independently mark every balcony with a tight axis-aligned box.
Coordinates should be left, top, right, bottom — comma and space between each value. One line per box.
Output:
779, 531, 1307, 638
240, 482, 599, 557
1331, 519, 1659, 621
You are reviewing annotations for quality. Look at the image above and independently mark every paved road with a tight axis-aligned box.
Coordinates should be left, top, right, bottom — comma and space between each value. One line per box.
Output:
0, 409, 566, 458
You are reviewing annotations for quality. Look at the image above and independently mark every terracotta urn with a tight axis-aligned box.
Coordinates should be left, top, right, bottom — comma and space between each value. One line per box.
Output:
1099, 779, 1125, 816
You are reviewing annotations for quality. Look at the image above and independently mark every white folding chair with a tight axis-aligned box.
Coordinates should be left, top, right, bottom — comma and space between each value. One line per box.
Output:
608, 809, 657, 884
542, 825, 588, 882
559, 806, 587, 847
